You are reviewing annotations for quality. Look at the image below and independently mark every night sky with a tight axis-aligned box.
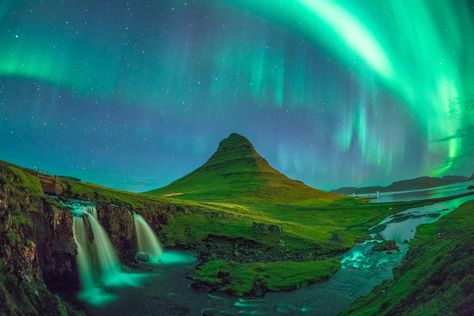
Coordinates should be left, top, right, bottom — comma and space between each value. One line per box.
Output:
1, 0, 473, 192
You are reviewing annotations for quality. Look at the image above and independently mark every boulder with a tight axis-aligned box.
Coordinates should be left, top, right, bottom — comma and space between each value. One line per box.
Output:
372, 240, 400, 252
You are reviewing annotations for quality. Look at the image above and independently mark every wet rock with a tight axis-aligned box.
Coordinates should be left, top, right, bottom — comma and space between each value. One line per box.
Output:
136, 252, 151, 262
250, 276, 268, 297
372, 240, 400, 252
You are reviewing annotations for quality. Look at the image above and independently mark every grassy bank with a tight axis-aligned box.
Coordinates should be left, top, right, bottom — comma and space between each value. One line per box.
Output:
192, 258, 340, 296
343, 200, 474, 315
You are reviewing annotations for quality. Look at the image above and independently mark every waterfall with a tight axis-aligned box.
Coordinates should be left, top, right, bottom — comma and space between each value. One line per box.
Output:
72, 216, 96, 293
69, 202, 142, 306
133, 213, 163, 262
86, 213, 123, 285
71, 210, 116, 306
86, 205, 98, 219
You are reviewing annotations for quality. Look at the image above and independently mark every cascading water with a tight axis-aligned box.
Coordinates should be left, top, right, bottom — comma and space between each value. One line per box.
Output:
86, 205, 98, 219
71, 208, 115, 306
86, 213, 123, 285
133, 213, 163, 263
72, 216, 95, 293
68, 202, 141, 306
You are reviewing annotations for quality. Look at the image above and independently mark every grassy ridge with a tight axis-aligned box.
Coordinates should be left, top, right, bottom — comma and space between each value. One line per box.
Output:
343, 200, 474, 315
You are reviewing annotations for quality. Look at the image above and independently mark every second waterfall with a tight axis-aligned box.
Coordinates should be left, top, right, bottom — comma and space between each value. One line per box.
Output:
133, 213, 164, 263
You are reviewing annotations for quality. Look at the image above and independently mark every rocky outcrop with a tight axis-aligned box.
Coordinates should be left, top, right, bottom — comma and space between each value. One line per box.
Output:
0, 164, 80, 315
197, 234, 321, 263
38, 174, 66, 195
31, 200, 77, 294
371, 240, 399, 252
89, 202, 177, 264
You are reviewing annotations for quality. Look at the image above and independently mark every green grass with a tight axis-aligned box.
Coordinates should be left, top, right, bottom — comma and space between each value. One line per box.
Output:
3, 158, 471, 300
147, 133, 339, 203
192, 258, 340, 296
58, 160, 473, 301
143, 133, 451, 257
0, 161, 43, 197
343, 200, 474, 315
161, 197, 428, 254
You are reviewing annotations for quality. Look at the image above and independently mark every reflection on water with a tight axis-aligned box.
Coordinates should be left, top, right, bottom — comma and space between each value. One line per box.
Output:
358, 180, 474, 203
87, 193, 474, 315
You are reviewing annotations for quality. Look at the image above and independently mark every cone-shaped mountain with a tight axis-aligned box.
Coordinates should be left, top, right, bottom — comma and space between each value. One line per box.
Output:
148, 133, 338, 202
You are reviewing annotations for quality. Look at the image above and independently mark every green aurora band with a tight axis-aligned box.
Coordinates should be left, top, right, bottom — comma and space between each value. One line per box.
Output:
223, 0, 474, 174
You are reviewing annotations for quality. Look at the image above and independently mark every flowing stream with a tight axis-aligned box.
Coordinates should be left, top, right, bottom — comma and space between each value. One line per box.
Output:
76, 185, 474, 315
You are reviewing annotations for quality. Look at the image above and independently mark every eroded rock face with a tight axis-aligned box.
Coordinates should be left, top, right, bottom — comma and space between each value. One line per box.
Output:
0, 166, 79, 315
197, 234, 318, 263
93, 202, 173, 264
31, 200, 78, 294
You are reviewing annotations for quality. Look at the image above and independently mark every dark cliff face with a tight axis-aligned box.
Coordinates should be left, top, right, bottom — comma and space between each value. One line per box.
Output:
0, 164, 79, 315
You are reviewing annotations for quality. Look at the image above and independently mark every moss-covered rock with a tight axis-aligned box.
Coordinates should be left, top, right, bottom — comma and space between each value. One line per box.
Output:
0, 163, 81, 315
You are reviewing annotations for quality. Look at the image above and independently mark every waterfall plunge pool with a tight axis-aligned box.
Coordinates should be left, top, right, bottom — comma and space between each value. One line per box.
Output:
64, 201, 197, 308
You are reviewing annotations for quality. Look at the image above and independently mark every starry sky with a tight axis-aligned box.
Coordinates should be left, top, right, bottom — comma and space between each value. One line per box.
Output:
1, 0, 473, 192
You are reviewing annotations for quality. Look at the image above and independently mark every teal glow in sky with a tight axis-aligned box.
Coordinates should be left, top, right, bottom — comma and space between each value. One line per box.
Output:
0, 0, 473, 191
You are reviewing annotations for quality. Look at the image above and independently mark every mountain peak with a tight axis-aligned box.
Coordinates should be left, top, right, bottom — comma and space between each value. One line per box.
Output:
224, 133, 251, 144
217, 133, 255, 153
206, 133, 260, 167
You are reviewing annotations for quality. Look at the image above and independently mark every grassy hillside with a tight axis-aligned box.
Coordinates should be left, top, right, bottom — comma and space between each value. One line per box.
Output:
148, 133, 339, 202
192, 258, 340, 296
343, 200, 474, 315
5, 159, 469, 297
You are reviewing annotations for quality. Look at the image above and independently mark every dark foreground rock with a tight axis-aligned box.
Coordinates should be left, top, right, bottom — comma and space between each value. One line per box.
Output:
0, 163, 81, 315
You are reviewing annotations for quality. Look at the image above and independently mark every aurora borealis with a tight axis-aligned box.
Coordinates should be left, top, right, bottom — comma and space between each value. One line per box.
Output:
0, 0, 473, 191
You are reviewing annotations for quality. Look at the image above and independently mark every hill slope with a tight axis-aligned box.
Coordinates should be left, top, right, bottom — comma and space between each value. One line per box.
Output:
148, 133, 337, 202
343, 200, 474, 315
333, 175, 471, 195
